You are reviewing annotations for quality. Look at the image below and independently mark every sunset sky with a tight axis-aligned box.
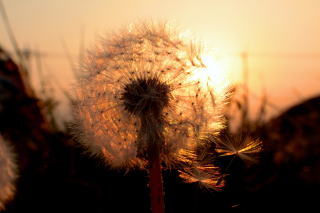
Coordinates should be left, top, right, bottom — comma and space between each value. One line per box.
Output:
1, 0, 320, 120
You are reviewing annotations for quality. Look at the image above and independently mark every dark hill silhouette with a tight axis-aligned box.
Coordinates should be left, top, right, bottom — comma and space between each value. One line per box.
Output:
265, 95, 320, 182
233, 95, 320, 212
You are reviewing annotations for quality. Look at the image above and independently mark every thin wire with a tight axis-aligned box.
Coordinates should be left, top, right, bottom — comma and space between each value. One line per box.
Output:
5, 49, 320, 60
248, 52, 320, 59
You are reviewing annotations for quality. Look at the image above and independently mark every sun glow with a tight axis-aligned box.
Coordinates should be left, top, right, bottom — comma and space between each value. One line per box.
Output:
193, 54, 231, 94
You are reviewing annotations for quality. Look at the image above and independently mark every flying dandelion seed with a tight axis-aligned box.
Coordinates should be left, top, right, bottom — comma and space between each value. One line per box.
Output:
179, 165, 224, 190
0, 136, 17, 211
73, 21, 229, 213
176, 131, 227, 190
215, 134, 263, 163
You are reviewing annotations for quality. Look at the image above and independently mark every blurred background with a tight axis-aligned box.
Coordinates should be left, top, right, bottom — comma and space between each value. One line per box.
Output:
0, 0, 319, 212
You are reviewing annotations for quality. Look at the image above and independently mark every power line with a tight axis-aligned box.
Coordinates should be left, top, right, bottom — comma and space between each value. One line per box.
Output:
248, 52, 320, 59
5, 48, 320, 60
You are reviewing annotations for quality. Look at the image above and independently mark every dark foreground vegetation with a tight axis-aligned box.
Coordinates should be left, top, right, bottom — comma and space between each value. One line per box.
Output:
0, 46, 319, 212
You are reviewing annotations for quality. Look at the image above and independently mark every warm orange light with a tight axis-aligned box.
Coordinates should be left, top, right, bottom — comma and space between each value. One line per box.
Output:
193, 54, 231, 94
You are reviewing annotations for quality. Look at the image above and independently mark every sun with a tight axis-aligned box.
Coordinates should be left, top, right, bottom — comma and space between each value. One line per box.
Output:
192, 54, 231, 94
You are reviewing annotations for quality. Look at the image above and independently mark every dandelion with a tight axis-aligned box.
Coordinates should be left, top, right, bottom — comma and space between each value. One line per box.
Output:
214, 134, 262, 163
74, 21, 227, 213
0, 136, 17, 211
179, 164, 224, 190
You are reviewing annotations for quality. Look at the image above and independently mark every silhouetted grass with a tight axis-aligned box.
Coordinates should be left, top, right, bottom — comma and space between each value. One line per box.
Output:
0, 45, 320, 212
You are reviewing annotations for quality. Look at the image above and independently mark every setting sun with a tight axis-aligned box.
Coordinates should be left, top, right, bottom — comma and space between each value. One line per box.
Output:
192, 54, 231, 94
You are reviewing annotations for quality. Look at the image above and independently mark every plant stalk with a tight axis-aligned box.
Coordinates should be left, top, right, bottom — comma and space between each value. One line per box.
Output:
138, 114, 165, 213
148, 147, 165, 213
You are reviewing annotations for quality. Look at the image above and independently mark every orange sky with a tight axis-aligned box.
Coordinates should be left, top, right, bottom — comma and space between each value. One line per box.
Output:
1, 0, 320, 120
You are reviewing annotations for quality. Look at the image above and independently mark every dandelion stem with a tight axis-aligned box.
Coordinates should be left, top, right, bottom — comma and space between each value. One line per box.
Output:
138, 115, 165, 213
148, 147, 165, 213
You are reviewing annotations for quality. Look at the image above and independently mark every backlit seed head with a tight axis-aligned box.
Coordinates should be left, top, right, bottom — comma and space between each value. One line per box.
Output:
74, 21, 227, 170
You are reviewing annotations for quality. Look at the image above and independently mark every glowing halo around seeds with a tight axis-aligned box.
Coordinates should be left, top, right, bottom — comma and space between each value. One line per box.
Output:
74, 22, 228, 170
190, 54, 230, 95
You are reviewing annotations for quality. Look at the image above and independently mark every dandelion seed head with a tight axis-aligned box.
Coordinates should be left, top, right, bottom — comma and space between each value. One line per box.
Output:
74, 21, 227, 169
0, 136, 17, 211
